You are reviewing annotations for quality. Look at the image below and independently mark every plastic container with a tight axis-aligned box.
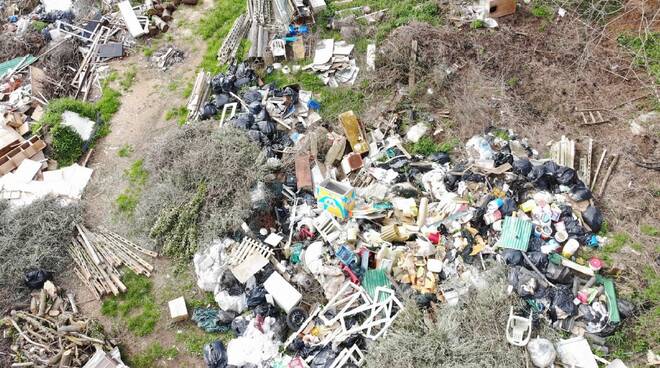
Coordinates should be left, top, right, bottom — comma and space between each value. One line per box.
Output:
562, 239, 580, 257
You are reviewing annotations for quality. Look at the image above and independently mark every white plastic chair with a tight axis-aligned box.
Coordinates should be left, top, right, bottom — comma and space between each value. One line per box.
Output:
506, 306, 533, 346
270, 39, 286, 60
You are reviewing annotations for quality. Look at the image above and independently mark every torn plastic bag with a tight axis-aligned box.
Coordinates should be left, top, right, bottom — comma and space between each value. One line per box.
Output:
527, 337, 556, 368
24, 269, 52, 289
494, 152, 513, 167
204, 341, 228, 368
513, 159, 533, 176
192, 308, 232, 333
508, 266, 544, 299
569, 182, 592, 201
542, 161, 560, 177
246, 285, 267, 308
214, 290, 247, 314
549, 286, 577, 320
231, 316, 250, 336
200, 102, 218, 120
582, 205, 603, 233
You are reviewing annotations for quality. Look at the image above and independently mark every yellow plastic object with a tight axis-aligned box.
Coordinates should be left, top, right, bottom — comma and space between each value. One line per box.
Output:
338, 111, 369, 154
315, 178, 356, 219
521, 199, 537, 212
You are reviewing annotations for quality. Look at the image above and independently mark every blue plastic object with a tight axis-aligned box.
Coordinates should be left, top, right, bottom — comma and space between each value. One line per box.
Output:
308, 99, 321, 110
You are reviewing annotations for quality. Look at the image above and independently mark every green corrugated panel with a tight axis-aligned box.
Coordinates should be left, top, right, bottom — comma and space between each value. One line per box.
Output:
362, 269, 391, 301
501, 216, 533, 251
0, 55, 37, 78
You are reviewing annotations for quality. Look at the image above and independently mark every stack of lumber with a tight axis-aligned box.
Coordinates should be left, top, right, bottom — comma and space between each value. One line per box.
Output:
3, 281, 115, 367
67, 225, 157, 300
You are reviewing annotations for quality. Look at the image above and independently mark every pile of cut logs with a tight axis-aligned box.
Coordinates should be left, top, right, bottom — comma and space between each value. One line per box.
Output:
68, 225, 156, 300
144, 0, 197, 34
3, 281, 115, 367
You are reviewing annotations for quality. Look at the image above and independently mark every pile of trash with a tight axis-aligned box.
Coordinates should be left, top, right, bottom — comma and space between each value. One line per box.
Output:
190, 62, 322, 155
187, 116, 631, 367
303, 39, 359, 87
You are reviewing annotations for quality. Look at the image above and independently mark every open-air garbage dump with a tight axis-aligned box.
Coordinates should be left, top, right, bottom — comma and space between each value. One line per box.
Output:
1, 0, 658, 367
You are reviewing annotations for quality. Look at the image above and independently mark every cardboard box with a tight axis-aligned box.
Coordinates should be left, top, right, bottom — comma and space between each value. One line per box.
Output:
315, 178, 356, 219
489, 0, 516, 17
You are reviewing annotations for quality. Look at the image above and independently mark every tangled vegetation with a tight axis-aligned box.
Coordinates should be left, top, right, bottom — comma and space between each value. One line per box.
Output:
150, 182, 207, 259
0, 198, 81, 310
366, 268, 531, 368
133, 123, 265, 250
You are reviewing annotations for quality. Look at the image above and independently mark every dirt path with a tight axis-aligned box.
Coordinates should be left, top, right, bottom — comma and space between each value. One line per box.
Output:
69, 2, 215, 366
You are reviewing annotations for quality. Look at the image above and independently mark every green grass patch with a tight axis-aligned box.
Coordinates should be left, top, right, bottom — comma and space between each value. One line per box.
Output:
116, 159, 149, 215
167, 81, 179, 92
618, 33, 660, 83
165, 106, 188, 126
531, 3, 553, 19
34, 86, 121, 165
640, 224, 659, 236
197, 0, 247, 74
120, 66, 137, 91
175, 329, 235, 356
101, 271, 160, 336
470, 19, 486, 29
142, 46, 155, 57
182, 80, 194, 98
118, 144, 134, 157
32, 21, 48, 32
128, 342, 178, 368
506, 76, 519, 88
407, 136, 459, 156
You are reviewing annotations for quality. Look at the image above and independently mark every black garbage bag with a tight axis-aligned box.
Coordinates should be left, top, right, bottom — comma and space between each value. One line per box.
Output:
428, 152, 450, 164
253, 303, 278, 317
549, 286, 577, 320
500, 198, 517, 217
582, 205, 603, 233
200, 102, 218, 120
257, 120, 276, 136
254, 109, 268, 122
512, 159, 533, 176
569, 182, 592, 201
414, 293, 437, 308
508, 266, 543, 299
248, 101, 262, 115
243, 90, 262, 104
494, 152, 513, 167
247, 129, 268, 146
310, 345, 338, 368
282, 87, 299, 105
214, 93, 230, 108
463, 171, 485, 182
231, 116, 252, 130
219, 271, 243, 296
543, 161, 561, 177
528, 236, 544, 252
203, 341, 228, 368
211, 74, 227, 94
502, 249, 523, 266
24, 269, 51, 289
444, 173, 460, 192
556, 167, 577, 185
617, 299, 635, 319
525, 252, 549, 272
246, 285, 267, 308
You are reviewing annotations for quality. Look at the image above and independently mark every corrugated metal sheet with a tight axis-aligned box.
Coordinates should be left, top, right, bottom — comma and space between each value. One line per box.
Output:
362, 269, 391, 301
0, 55, 37, 78
501, 216, 533, 251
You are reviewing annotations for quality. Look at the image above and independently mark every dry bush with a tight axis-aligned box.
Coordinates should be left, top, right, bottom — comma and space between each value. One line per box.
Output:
0, 198, 81, 311
36, 39, 81, 98
0, 30, 45, 63
134, 123, 266, 245
367, 22, 459, 93
366, 268, 529, 368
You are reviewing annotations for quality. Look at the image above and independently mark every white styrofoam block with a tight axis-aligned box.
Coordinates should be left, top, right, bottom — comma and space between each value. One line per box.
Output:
168, 296, 188, 321
263, 272, 301, 313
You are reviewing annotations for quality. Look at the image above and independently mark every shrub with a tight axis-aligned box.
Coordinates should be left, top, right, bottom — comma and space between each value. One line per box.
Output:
51, 125, 84, 166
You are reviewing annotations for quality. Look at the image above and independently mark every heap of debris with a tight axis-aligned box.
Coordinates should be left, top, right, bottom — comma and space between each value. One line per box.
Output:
183, 103, 629, 367
2, 280, 125, 367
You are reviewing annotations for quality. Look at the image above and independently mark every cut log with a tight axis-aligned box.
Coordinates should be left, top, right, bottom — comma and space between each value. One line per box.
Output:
152, 15, 169, 32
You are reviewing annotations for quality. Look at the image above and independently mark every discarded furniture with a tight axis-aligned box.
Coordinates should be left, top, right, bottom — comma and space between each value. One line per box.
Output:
505, 306, 533, 346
